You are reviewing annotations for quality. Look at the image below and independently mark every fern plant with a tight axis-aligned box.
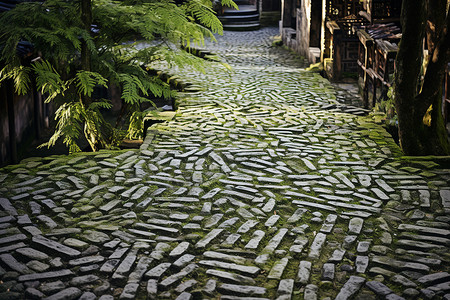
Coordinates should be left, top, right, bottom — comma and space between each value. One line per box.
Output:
0, 0, 236, 152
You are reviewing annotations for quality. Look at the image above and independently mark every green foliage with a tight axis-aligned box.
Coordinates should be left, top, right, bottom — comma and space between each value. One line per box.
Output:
76, 71, 108, 97
0, 0, 235, 152
126, 110, 146, 140
32, 60, 68, 102
0, 65, 31, 95
39, 99, 120, 153
372, 87, 398, 126
40, 102, 84, 153
185, 0, 223, 35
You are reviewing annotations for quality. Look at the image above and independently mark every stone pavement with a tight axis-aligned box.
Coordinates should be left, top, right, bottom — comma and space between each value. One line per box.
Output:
0, 27, 449, 300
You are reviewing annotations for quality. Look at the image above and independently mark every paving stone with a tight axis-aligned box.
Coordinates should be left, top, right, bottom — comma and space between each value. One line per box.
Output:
391, 274, 417, 288
329, 249, 346, 262
398, 224, 450, 237
18, 269, 73, 282
70, 274, 99, 286
296, 260, 312, 284
287, 208, 307, 223
25, 287, 45, 299
237, 220, 259, 233
322, 263, 335, 281
402, 288, 420, 298
145, 262, 171, 279
262, 228, 288, 254
43, 287, 82, 300
385, 293, 406, 300
159, 264, 198, 289
39, 280, 66, 294
420, 288, 436, 299
372, 255, 430, 273
206, 269, 255, 285
304, 284, 318, 300
203, 279, 216, 295
320, 214, 337, 233
170, 242, 190, 257
268, 257, 289, 279
174, 292, 192, 300
277, 278, 294, 297
205, 213, 224, 228
440, 190, 450, 208
112, 254, 137, 283
245, 230, 265, 250
428, 281, 450, 293
129, 257, 152, 282
218, 283, 266, 296
357, 241, 371, 253
0, 234, 27, 246
366, 280, 393, 296
0, 198, 18, 216
308, 233, 326, 259
195, 229, 223, 248
348, 217, 364, 235
417, 272, 450, 286
173, 254, 195, 269
355, 256, 369, 273
343, 235, 358, 249
203, 251, 247, 264
147, 279, 158, 298
0, 253, 32, 274
199, 260, 260, 276
68, 255, 104, 266
26, 260, 50, 272
261, 198, 276, 213
119, 283, 139, 299
79, 292, 96, 300
109, 247, 128, 259
335, 276, 365, 300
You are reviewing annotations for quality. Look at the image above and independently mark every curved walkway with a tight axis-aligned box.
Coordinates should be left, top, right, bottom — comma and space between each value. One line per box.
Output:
0, 27, 449, 300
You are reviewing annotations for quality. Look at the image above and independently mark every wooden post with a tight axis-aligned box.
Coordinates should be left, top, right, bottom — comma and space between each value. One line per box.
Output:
32, 78, 42, 140
6, 80, 17, 164
332, 26, 343, 81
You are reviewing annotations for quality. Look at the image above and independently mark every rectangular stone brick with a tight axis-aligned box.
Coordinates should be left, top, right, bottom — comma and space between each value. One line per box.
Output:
159, 264, 198, 289
308, 233, 327, 260
18, 269, 73, 282
198, 260, 259, 276
32, 235, 81, 258
195, 229, 223, 249
0, 234, 27, 245
0, 198, 18, 216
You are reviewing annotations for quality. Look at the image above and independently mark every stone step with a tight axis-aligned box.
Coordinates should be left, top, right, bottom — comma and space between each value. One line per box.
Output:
223, 23, 261, 31
219, 13, 259, 22
222, 8, 258, 16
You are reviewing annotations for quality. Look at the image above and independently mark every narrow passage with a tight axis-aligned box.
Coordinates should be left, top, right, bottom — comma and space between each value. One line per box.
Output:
0, 27, 449, 300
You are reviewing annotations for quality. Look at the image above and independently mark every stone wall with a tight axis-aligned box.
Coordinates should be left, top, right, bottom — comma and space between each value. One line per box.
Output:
0, 83, 45, 166
281, 0, 324, 64
297, 2, 310, 58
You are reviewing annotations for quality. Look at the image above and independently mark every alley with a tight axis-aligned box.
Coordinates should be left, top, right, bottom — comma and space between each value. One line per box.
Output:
0, 27, 449, 299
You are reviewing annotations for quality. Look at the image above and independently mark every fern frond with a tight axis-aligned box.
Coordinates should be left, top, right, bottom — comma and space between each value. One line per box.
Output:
32, 60, 68, 103
76, 71, 108, 97
221, 0, 238, 9
13, 66, 31, 95
186, 0, 223, 35
88, 99, 113, 110
119, 73, 148, 104
0, 65, 32, 95
40, 101, 83, 152
126, 110, 146, 140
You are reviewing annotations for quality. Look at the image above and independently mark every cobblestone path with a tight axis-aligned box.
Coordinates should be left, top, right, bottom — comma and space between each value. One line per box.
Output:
0, 28, 450, 300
